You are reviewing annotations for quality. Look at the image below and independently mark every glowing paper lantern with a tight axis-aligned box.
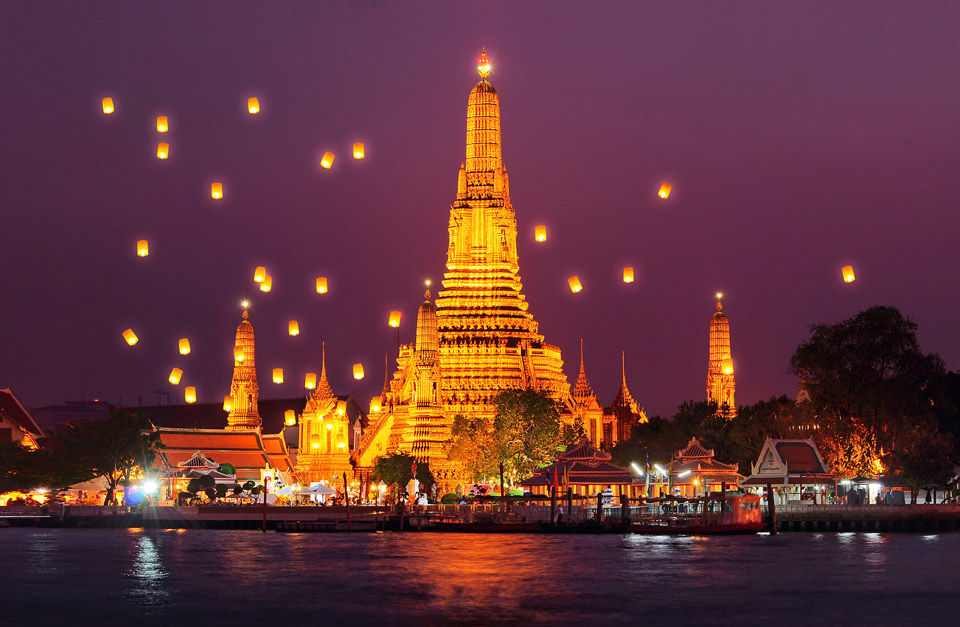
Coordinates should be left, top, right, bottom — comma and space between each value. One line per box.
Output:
156, 116, 168, 133
288, 320, 300, 336
722, 358, 734, 375
178, 338, 191, 355
211, 183, 223, 199
273, 368, 284, 384
353, 363, 364, 380
388, 311, 402, 328
169, 368, 183, 385
122, 329, 138, 345
260, 276, 272, 292
185, 387, 197, 404
568, 276, 582, 293
305, 373, 317, 389
284, 410, 297, 426
315, 277, 328, 294
248, 97, 260, 114
658, 183, 672, 199
353, 143, 364, 159
136, 240, 149, 257
623, 267, 635, 283
157, 143, 169, 159
370, 397, 382, 413
535, 225, 547, 242
102, 98, 114, 114
320, 152, 335, 169
842, 265, 855, 283
254, 267, 266, 283
336, 400, 346, 415
223, 395, 234, 412
234, 345, 244, 362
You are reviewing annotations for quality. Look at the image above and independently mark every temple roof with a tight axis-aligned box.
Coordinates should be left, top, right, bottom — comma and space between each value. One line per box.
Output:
155, 427, 294, 482
559, 439, 611, 461
677, 437, 714, 460
0, 388, 44, 437
572, 339, 595, 400
609, 351, 639, 414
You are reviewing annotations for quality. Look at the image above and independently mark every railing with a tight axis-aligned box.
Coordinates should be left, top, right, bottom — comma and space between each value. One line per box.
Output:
764, 503, 960, 514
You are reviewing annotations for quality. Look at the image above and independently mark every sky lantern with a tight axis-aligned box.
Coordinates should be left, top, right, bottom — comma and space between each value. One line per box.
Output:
223, 395, 234, 412
168, 368, 183, 385
353, 363, 364, 380
254, 266, 266, 283
185, 387, 197, 404
136, 240, 149, 257
101, 97, 114, 114
353, 143, 364, 159
260, 276, 272, 292
273, 368, 284, 384
388, 311, 402, 328
288, 320, 300, 336
211, 182, 223, 199
157, 142, 169, 159
178, 338, 191, 355
568, 276, 582, 293
320, 152, 335, 169
658, 183, 672, 199
284, 410, 297, 426
248, 97, 260, 114
234, 345, 244, 362
336, 400, 346, 415
842, 265, 856, 283
122, 329, 138, 345
370, 397, 382, 413
623, 267, 635, 283
305, 373, 317, 389
535, 225, 547, 242
316, 277, 328, 294
156, 116, 168, 133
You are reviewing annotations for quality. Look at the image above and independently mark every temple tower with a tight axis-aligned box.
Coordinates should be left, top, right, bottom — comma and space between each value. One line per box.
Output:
226, 302, 261, 430
608, 351, 646, 441
296, 343, 352, 482
434, 49, 570, 413
707, 293, 736, 416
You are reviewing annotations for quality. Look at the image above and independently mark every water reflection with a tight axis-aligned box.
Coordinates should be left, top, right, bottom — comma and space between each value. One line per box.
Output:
124, 534, 169, 605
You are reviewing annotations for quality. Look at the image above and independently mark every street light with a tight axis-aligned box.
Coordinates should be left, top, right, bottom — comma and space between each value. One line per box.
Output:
630, 462, 644, 477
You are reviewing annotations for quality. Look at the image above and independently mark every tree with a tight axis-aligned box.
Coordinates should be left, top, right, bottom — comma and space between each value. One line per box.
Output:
372, 453, 435, 497
445, 414, 495, 482
727, 396, 807, 473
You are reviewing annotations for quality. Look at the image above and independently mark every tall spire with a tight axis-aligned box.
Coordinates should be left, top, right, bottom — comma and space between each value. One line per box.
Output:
314, 341, 334, 401
573, 338, 595, 399
226, 302, 261, 430
464, 49, 502, 180
612, 351, 638, 414
707, 293, 736, 416
381, 353, 391, 399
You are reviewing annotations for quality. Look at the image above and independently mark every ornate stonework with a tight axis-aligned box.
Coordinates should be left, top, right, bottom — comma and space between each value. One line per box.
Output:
295, 343, 353, 482
226, 305, 261, 430
707, 295, 736, 416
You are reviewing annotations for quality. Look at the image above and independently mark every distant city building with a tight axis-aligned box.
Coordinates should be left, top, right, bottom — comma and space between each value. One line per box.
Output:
707, 294, 736, 416
30, 398, 111, 433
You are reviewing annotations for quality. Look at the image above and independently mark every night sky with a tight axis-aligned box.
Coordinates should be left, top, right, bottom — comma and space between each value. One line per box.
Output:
2, 2, 959, 418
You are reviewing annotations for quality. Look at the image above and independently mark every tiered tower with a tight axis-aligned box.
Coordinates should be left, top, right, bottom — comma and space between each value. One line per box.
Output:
226, 303, 261, 430
296, 343, 353, 482
608, 352, 646, 441
434, 49, 570, 413
706, 293, 736, 416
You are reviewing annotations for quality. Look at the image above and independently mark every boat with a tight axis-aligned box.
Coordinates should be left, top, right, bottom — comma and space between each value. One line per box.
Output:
629, 494, 764, 535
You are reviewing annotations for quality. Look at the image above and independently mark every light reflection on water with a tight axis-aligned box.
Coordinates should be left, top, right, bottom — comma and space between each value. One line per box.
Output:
3, 529, 960, 625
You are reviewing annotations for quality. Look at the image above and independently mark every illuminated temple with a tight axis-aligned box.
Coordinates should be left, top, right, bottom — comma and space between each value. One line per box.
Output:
354, 52, 646, 488
706, 294, 736, 416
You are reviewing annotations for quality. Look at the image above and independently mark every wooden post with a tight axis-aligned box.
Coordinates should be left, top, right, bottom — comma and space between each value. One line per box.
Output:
596, 493, 603, 523
550, 485, 557, 524
567, 488, 574, 524
620, 494, 630, 525
399, 500, 405, 531
766, 482, 777, 535
343, 472, 351, 532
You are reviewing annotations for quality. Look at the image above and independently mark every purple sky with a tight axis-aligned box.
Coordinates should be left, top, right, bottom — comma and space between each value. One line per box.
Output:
2, 2, 959, 417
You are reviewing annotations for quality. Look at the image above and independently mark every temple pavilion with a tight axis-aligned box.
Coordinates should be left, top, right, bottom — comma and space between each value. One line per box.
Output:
667, 437, 743, 498
518, 440, 641, 498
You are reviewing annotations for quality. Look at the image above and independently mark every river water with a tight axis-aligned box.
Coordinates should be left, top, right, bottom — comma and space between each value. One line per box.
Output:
2, 528, 957, 625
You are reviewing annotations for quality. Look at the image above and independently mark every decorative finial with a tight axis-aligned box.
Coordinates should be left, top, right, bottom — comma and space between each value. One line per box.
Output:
241, 300, 250, 319
477, 48, 491, 79
424, 279, 432, 300
716, 292, 723, 312
621, 351, 627, 383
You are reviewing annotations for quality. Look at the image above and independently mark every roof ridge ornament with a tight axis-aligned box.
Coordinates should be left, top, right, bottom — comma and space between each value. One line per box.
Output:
477, 48, 491, 79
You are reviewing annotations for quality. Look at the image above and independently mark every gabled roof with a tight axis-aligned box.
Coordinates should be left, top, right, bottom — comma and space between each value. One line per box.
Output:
559, 439, 611, 461
0, 388, 44, 437
178, 451, 219, 469
742, 437, 832, 486
155, 427, 296, 482
677, 437, 714, 460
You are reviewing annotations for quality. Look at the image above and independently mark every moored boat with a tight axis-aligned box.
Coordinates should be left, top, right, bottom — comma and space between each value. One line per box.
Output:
630, 494, 764, 535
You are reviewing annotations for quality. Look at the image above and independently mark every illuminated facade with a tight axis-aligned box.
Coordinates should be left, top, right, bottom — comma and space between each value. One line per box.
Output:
226, 304, 261, 430
707, 294, 736, 416
295, 344, 353, 483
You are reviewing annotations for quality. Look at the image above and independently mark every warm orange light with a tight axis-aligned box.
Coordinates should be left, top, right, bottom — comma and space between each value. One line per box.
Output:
102, 97, 115, 114
312, 441, 320, 450
326, 423, 334, 431
320, 152, 334, 169
260, 276, 272, 292
273, 368, 284, 384
288, 320, 300, 336
842, 265, 855, 283
535, 225, 547, 242
388, 311, 402, 328
336, 400, 346, 415
234, 345, 244, 362
248, 97, 260, 114
336, 435, 346, 450
157, 143, 169, 159
315, 277, 328, 294
623, 267, 634, 283
722, 358, 734, 375
305, 373, 317, 389
136, 240, 149, 257
254, 266, 266, 283
284, 410, 297, 426
353, 363, 364, 380
122, 329, 138, 345
370, 397, 382, 413
223, 395, 234, 412
477, 50, 491, 78
156, 116, 168, 133
353, 143, 364, 159
211, 182, 223, 199
178, 338, 191, 355
568, 276, 582, 293
658, 183, 672, 199
185, 386, 197, 403
168, 368, 183, 385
